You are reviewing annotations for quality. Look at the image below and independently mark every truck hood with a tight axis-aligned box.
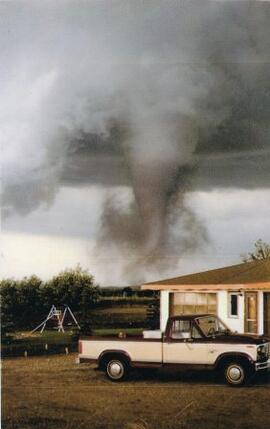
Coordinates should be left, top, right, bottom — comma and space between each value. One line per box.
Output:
208, 333, 270, 345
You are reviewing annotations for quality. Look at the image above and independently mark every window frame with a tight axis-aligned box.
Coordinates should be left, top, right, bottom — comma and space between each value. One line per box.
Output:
168, 319, 203, 341
170, 292, 217, 316
228, 292, 239, 318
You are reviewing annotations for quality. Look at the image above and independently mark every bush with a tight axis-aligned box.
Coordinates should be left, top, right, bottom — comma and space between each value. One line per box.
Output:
146, 301, 160, 329
42, 265, 100, 313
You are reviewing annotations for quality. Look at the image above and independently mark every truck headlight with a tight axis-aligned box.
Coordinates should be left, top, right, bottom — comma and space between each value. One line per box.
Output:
257, 345, 268, 361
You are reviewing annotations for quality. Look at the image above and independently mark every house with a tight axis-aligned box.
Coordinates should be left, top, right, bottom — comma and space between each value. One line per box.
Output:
141, 259, 270, 336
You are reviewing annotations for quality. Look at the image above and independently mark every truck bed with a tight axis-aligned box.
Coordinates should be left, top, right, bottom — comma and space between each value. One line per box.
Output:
78, 335, 162, 365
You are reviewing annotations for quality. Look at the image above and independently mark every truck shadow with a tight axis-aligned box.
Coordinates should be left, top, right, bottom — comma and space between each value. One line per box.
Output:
129, 368, 270, 386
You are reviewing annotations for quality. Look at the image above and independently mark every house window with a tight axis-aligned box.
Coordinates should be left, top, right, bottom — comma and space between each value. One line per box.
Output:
229, 293, 239, 317
170, 292, 217, 316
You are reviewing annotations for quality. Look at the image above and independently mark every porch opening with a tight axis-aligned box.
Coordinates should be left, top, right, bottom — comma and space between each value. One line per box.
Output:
244, 292, 258, 334
264, 293, 270, 336
170, 292, 217, 316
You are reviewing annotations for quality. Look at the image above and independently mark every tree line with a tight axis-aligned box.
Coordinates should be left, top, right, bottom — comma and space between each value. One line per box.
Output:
0, 266, 100, 336
0, 265, 156, 337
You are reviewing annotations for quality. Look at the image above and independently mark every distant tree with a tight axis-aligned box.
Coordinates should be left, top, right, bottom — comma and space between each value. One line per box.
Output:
42, 265, 100, 313
0, 275, 44, 332
242, 239, 270, 262
16, 275, 44, 328
137, 289, 158, 298
0, 279, 18, 338
122, 286, 133, 297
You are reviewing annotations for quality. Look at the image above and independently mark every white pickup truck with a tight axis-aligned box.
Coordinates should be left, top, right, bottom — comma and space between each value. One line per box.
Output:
77, 314, 270, 386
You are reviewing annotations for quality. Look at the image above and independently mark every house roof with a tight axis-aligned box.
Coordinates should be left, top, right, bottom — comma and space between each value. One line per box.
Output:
141, 259, 270, 291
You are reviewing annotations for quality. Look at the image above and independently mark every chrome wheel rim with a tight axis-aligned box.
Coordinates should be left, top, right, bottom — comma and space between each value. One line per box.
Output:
227, 364, 244, 384
107, 360, 124, 379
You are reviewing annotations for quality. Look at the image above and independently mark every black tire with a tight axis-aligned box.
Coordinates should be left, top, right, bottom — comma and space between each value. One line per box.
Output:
105, 358, 129, 382
223, 361, 252, 387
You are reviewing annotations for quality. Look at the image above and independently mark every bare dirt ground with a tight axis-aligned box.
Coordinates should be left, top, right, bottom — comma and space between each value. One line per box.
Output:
2, 354, 270, 429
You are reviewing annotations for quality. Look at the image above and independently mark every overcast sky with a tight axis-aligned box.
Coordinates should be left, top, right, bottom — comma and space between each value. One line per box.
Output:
1, 0, 270, 285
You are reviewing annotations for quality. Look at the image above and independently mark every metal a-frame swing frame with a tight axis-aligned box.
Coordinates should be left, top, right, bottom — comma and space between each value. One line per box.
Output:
30, 305, 80, 334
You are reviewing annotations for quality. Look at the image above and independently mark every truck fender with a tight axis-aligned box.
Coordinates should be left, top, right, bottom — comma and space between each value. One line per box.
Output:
98, 349, 132, 369
214, 352, 254, 370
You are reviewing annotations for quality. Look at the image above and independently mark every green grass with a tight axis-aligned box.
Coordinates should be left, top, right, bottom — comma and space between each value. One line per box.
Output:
101, 296, 155, 301
92, 305, 147, 314
6, 330, 76, 345
1, 330, 78, 358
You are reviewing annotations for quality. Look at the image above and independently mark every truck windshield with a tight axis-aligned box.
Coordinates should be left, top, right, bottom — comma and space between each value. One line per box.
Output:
195, 316, 230, 337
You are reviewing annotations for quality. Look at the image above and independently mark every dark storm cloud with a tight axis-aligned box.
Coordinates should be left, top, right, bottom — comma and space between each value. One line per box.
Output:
1, 0, 270, 280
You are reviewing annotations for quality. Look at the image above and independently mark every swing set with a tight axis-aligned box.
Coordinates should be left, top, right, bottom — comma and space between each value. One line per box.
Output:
31, 305, 80, 334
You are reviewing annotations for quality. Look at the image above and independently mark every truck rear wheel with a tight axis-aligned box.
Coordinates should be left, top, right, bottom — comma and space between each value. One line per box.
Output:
224, 362, 250, 387
106, 358, 129, 381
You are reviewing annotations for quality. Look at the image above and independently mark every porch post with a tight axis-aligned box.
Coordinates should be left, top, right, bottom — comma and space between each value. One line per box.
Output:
258, 291, 264, 335
160, 291, 170, 332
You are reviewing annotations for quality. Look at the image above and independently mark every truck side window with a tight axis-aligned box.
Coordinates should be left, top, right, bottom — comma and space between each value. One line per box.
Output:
191, 325, 202, 339
171, 320, 191, 339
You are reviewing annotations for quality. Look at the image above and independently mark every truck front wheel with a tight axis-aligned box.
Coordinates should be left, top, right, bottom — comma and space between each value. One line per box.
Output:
106, 358, 129, 382
224, 361, 251, 387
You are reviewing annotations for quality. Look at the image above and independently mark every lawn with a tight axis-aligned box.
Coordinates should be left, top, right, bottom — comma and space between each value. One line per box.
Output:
7, 330, 76, 344
2, 354, 270, 429
1, 331, 78, 358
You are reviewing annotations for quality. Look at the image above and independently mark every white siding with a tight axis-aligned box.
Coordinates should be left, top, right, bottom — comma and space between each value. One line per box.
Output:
258, 291, 264, 335
160, 291, 169, 332
218, 291, 245, 333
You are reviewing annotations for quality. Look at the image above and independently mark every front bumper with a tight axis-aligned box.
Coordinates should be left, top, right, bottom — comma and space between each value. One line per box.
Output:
255, 358, 270, 371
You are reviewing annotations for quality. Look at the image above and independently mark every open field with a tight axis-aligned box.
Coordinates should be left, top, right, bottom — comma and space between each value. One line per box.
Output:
92, 305, 148, 314
2, 354, 270, 429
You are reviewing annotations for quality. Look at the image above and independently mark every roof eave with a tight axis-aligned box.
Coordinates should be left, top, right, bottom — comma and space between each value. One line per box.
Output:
141, 282, 270, 292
